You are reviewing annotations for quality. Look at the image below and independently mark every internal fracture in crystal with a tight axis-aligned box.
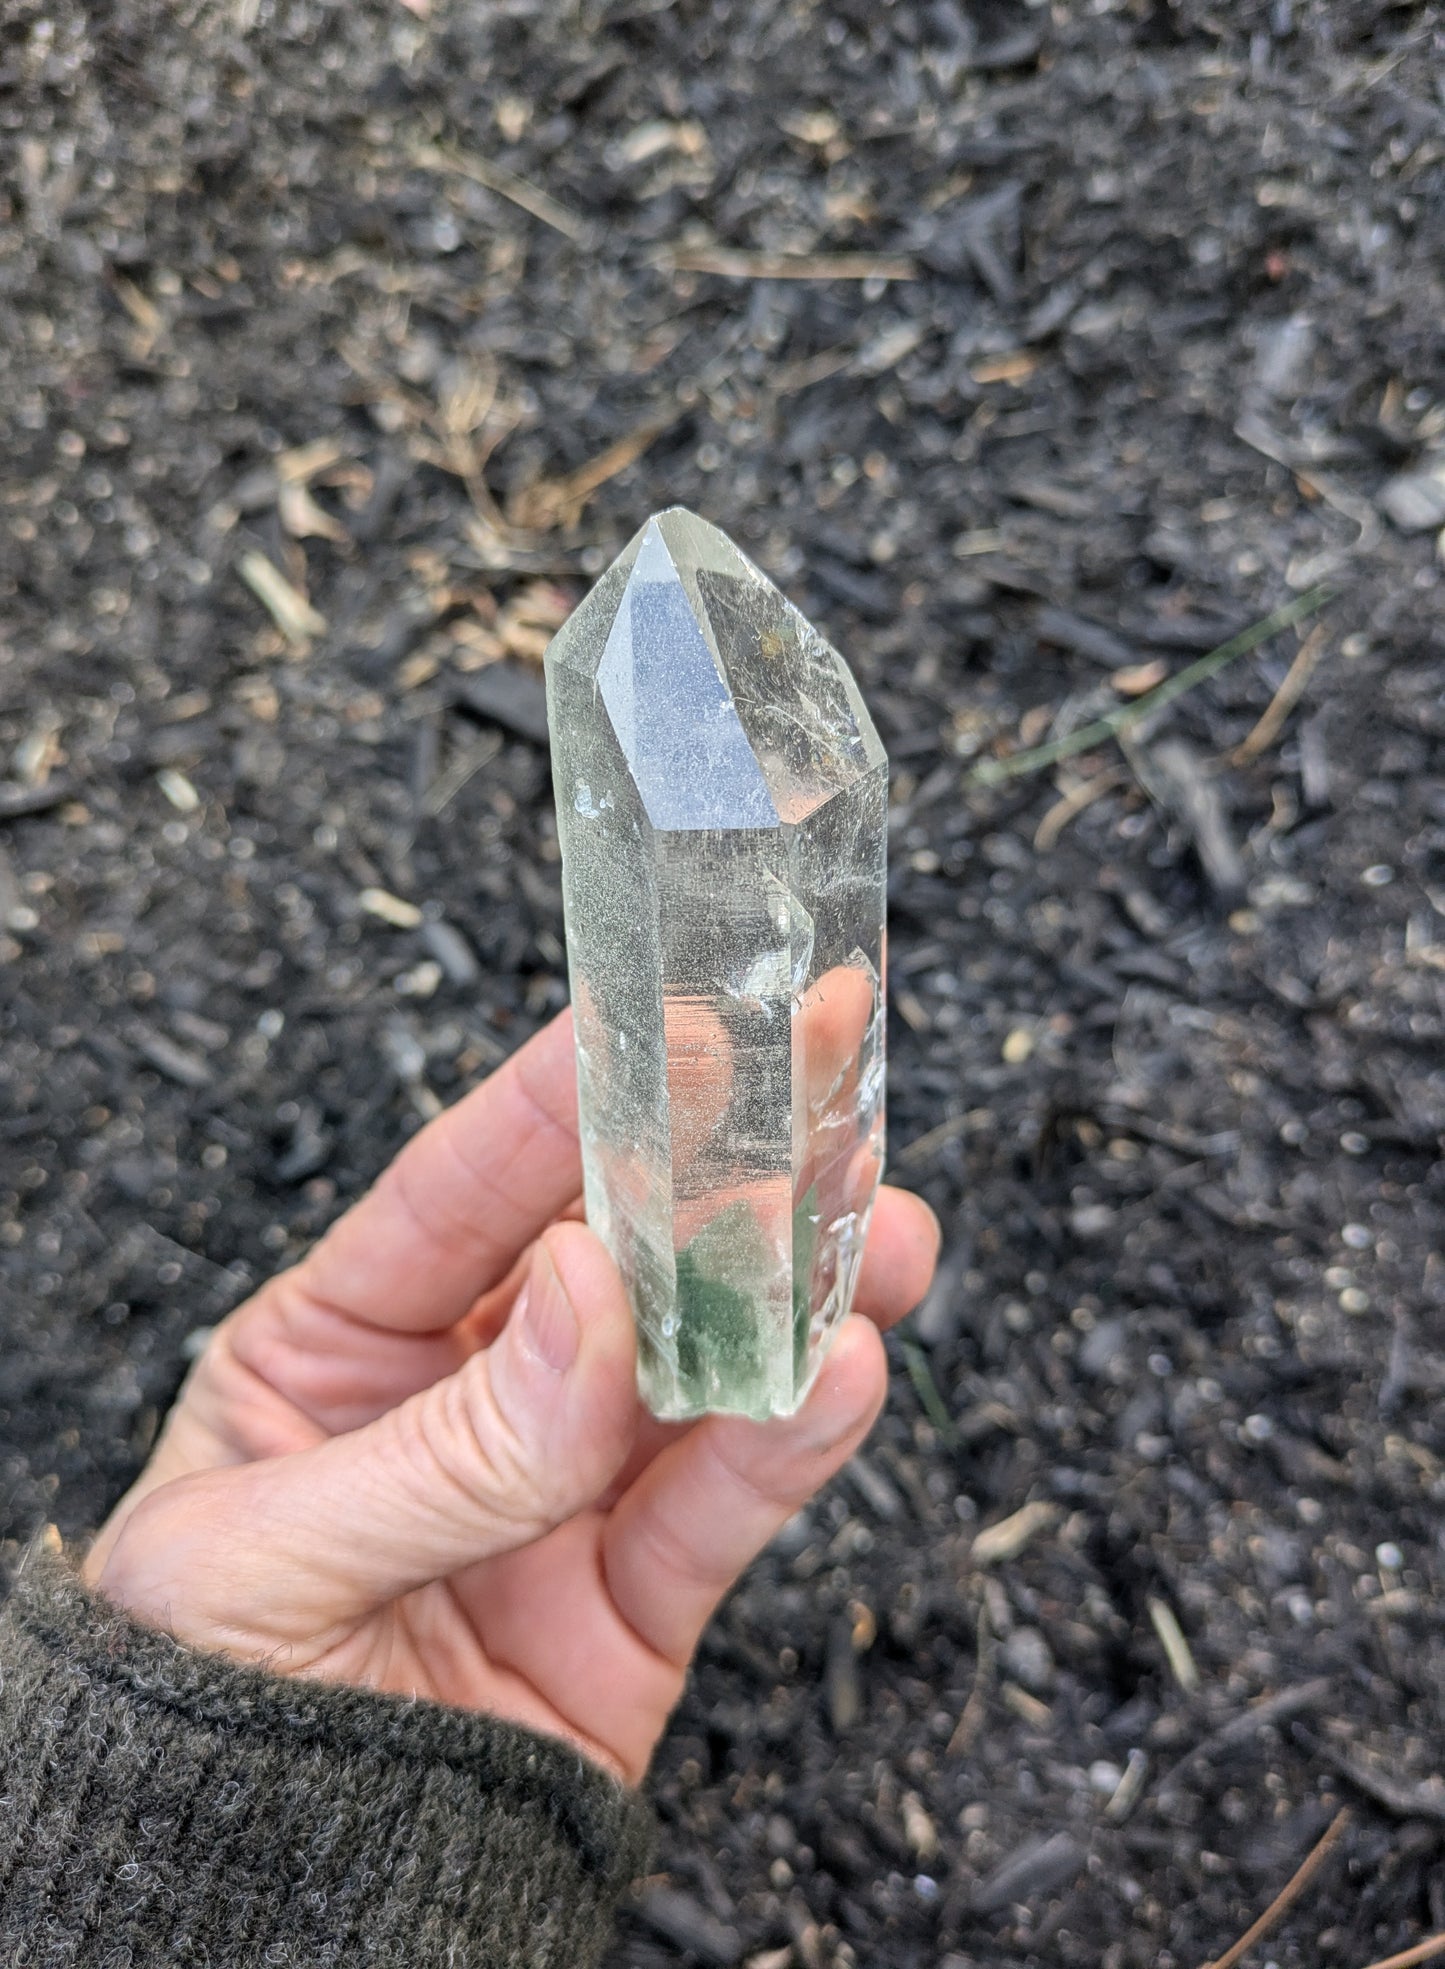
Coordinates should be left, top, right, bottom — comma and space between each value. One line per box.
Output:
544, 508, 887, 1420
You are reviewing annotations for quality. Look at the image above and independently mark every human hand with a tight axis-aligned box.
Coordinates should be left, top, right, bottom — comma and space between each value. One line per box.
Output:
84, 1011, 939, 1784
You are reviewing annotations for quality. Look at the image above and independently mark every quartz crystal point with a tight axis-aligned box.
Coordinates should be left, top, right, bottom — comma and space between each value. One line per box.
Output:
544, 509, 887, 1421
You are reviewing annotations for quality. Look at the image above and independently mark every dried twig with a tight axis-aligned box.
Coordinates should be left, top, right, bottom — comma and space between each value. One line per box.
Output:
437, 360, 513, 532
410, 139, 589, 240
421, 732, 502, 819
336, 340, 518, 535
1149, 1596, 1201, 1693
1034, 765, 1125, 851
336, 337, 436, 429
971, 586, 1333, 784
1105, 1748, 1150, 1823
1228, 622, 1329, 765
508, 415, 677, 532
897, 1106, 988, 1166
1359, 1933, 1445, 1969
948, 1600, 993, 1755
238, 551, 326, 648
659, 245, 917, 282
1197, 1807, 1351, 1969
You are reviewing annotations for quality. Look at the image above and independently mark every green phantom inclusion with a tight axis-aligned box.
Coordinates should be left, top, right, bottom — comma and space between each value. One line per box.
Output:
543, 509, 888, 1421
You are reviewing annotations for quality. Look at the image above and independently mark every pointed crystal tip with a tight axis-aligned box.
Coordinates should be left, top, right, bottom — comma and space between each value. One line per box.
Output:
597, 518, 779, 830
544, 509, 888, 1420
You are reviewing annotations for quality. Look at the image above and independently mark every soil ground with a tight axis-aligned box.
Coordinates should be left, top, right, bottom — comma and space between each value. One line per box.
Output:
3, 2, 1445, 1963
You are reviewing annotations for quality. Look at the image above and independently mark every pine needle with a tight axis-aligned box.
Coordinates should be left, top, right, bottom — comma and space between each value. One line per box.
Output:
971, 585, 1333, 785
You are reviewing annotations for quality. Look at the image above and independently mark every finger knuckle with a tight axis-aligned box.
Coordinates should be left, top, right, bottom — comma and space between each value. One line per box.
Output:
397, 1367, 551, 1534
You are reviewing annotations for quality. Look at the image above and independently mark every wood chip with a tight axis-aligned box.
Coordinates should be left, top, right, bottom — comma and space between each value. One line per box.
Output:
781, 109, 841, 146
276, 436, 351, 484
617, 117, 708, 165
1001, 1682, 1052, 1727
849, 1598, 877, 1651
456, 662, 550, 744
971, 1500, 1057, 1567
1035, 604, 1140, 670
1139, 736, 1247, 903
162, 690, 212, 721
972, 1832, 1085, 1913
15, 713, 62, 787
894, 987, 930, 1032
638, 1888, 742, 1967
970, 350, 1037, 384
421, 918, 481, 985
0, 780, 75, 823
1148, 1595, 1201, 1692
1112, 658, 1170, 695
131, 1024, 214, 1088
826, 1610, 863, 1731
901, 1791, 939, 1862
358, 887, 423, 929
1106, 1747, 1150, 1822
279, 480, 350, 544
397, 650, 442, 691
155, 768, 201, 813
953, 528, 1008, 556
239, 550, 326, 648
113, 275, 164, 356
395, 960, 443, 999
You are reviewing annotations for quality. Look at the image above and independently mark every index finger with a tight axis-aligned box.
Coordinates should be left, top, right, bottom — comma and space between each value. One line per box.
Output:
294, 1008, 582, 1333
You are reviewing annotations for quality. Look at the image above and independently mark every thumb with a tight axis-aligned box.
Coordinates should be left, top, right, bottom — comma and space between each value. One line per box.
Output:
98, 1224, 639, 1642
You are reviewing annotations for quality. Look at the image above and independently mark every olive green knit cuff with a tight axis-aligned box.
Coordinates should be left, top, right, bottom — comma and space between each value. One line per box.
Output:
0, 1547, 652, 1968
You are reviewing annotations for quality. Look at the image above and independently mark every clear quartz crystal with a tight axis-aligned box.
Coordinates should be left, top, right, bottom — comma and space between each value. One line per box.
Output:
544, 508, 887, 1421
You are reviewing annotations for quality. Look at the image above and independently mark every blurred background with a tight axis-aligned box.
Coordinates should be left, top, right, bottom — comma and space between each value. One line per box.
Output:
2, 2, 1444, 1962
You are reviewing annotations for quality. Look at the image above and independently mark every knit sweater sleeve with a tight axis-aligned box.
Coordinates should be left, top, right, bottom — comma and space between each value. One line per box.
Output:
0, 1547, 652, 1968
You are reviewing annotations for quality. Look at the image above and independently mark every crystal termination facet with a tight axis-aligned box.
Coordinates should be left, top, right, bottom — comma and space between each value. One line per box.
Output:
544, 509, 887, 1421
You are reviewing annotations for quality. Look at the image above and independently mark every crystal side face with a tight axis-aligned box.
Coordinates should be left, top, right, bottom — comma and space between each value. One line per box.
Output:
545, 508, 887, 1421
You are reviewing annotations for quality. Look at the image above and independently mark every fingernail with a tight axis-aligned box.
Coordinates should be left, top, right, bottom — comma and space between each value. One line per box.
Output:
796, 1320, 885, 1454
517, 1254, 579, 1374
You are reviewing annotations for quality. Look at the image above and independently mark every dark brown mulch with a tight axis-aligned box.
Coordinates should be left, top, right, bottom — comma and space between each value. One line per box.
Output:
3, 1, 1444, 1963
